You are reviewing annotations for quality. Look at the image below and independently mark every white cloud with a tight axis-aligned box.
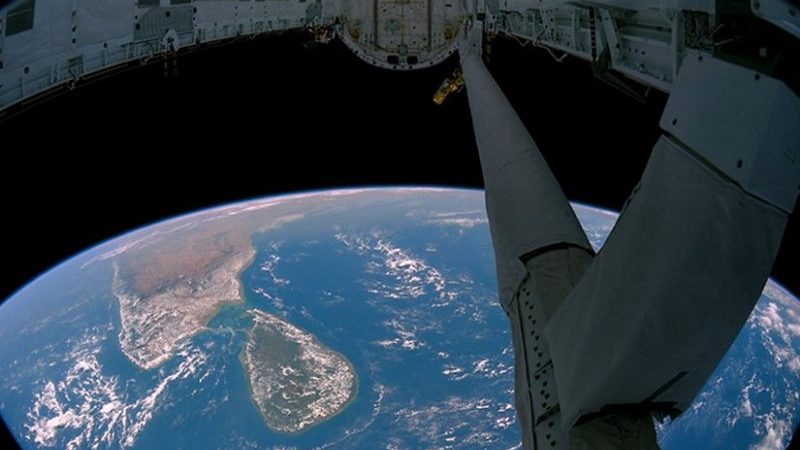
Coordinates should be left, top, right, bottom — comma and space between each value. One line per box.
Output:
25, 331, 209, 449
750, 416, 792, 450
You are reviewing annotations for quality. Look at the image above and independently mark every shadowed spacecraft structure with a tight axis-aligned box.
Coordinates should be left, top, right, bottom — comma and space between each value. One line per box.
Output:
1, 1, 798, 449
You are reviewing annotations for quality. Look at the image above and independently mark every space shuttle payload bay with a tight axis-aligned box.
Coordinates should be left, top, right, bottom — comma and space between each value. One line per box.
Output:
1, 1, 799, 450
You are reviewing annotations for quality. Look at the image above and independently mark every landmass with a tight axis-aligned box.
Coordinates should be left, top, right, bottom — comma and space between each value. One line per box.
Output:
243, 309, 358, 433
112, 246, 254, 370
108, 200, 302, 370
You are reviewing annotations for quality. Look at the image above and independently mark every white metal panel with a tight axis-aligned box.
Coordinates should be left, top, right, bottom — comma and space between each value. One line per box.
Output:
545, 136, 788, 429
4, 0, 75, 71
76, 0, 135, 46
0, 0, 322, 111
661, 52, 800, 212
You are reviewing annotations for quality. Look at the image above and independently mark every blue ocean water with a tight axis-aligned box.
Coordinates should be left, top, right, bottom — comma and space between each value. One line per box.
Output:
0, 189, 797, 450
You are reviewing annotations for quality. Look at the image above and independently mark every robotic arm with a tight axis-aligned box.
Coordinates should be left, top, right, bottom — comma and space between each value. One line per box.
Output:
458, 2, 799, 448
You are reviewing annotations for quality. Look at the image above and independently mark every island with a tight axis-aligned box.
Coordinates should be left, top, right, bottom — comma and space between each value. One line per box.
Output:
243, 309, 358, 433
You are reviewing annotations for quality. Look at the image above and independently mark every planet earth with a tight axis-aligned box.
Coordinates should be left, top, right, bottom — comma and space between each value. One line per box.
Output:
0, 188, 797, 450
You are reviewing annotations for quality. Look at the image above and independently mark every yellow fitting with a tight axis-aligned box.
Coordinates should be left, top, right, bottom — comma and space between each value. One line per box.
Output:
433, 69, 465, 105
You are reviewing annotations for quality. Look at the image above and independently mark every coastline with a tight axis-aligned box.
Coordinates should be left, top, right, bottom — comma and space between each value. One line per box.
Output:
111, 243, 257, 371
240, 309, 360, 435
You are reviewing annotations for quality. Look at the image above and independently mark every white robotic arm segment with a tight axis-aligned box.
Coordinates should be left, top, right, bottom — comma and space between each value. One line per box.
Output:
460, 2, 800, 448
661, 52, 800, 213
459, 21, 597, 450
457, 18, 483, 61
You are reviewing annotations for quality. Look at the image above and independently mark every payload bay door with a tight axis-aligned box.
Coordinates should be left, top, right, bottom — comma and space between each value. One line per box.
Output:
375, 0, 432, 57
340, 0, 464, 70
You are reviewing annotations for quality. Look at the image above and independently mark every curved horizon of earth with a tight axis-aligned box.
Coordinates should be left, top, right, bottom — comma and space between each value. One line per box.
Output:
0, 187, 797, 450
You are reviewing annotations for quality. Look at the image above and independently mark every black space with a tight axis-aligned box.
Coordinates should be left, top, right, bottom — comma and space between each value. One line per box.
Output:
0, 30, 797, 448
